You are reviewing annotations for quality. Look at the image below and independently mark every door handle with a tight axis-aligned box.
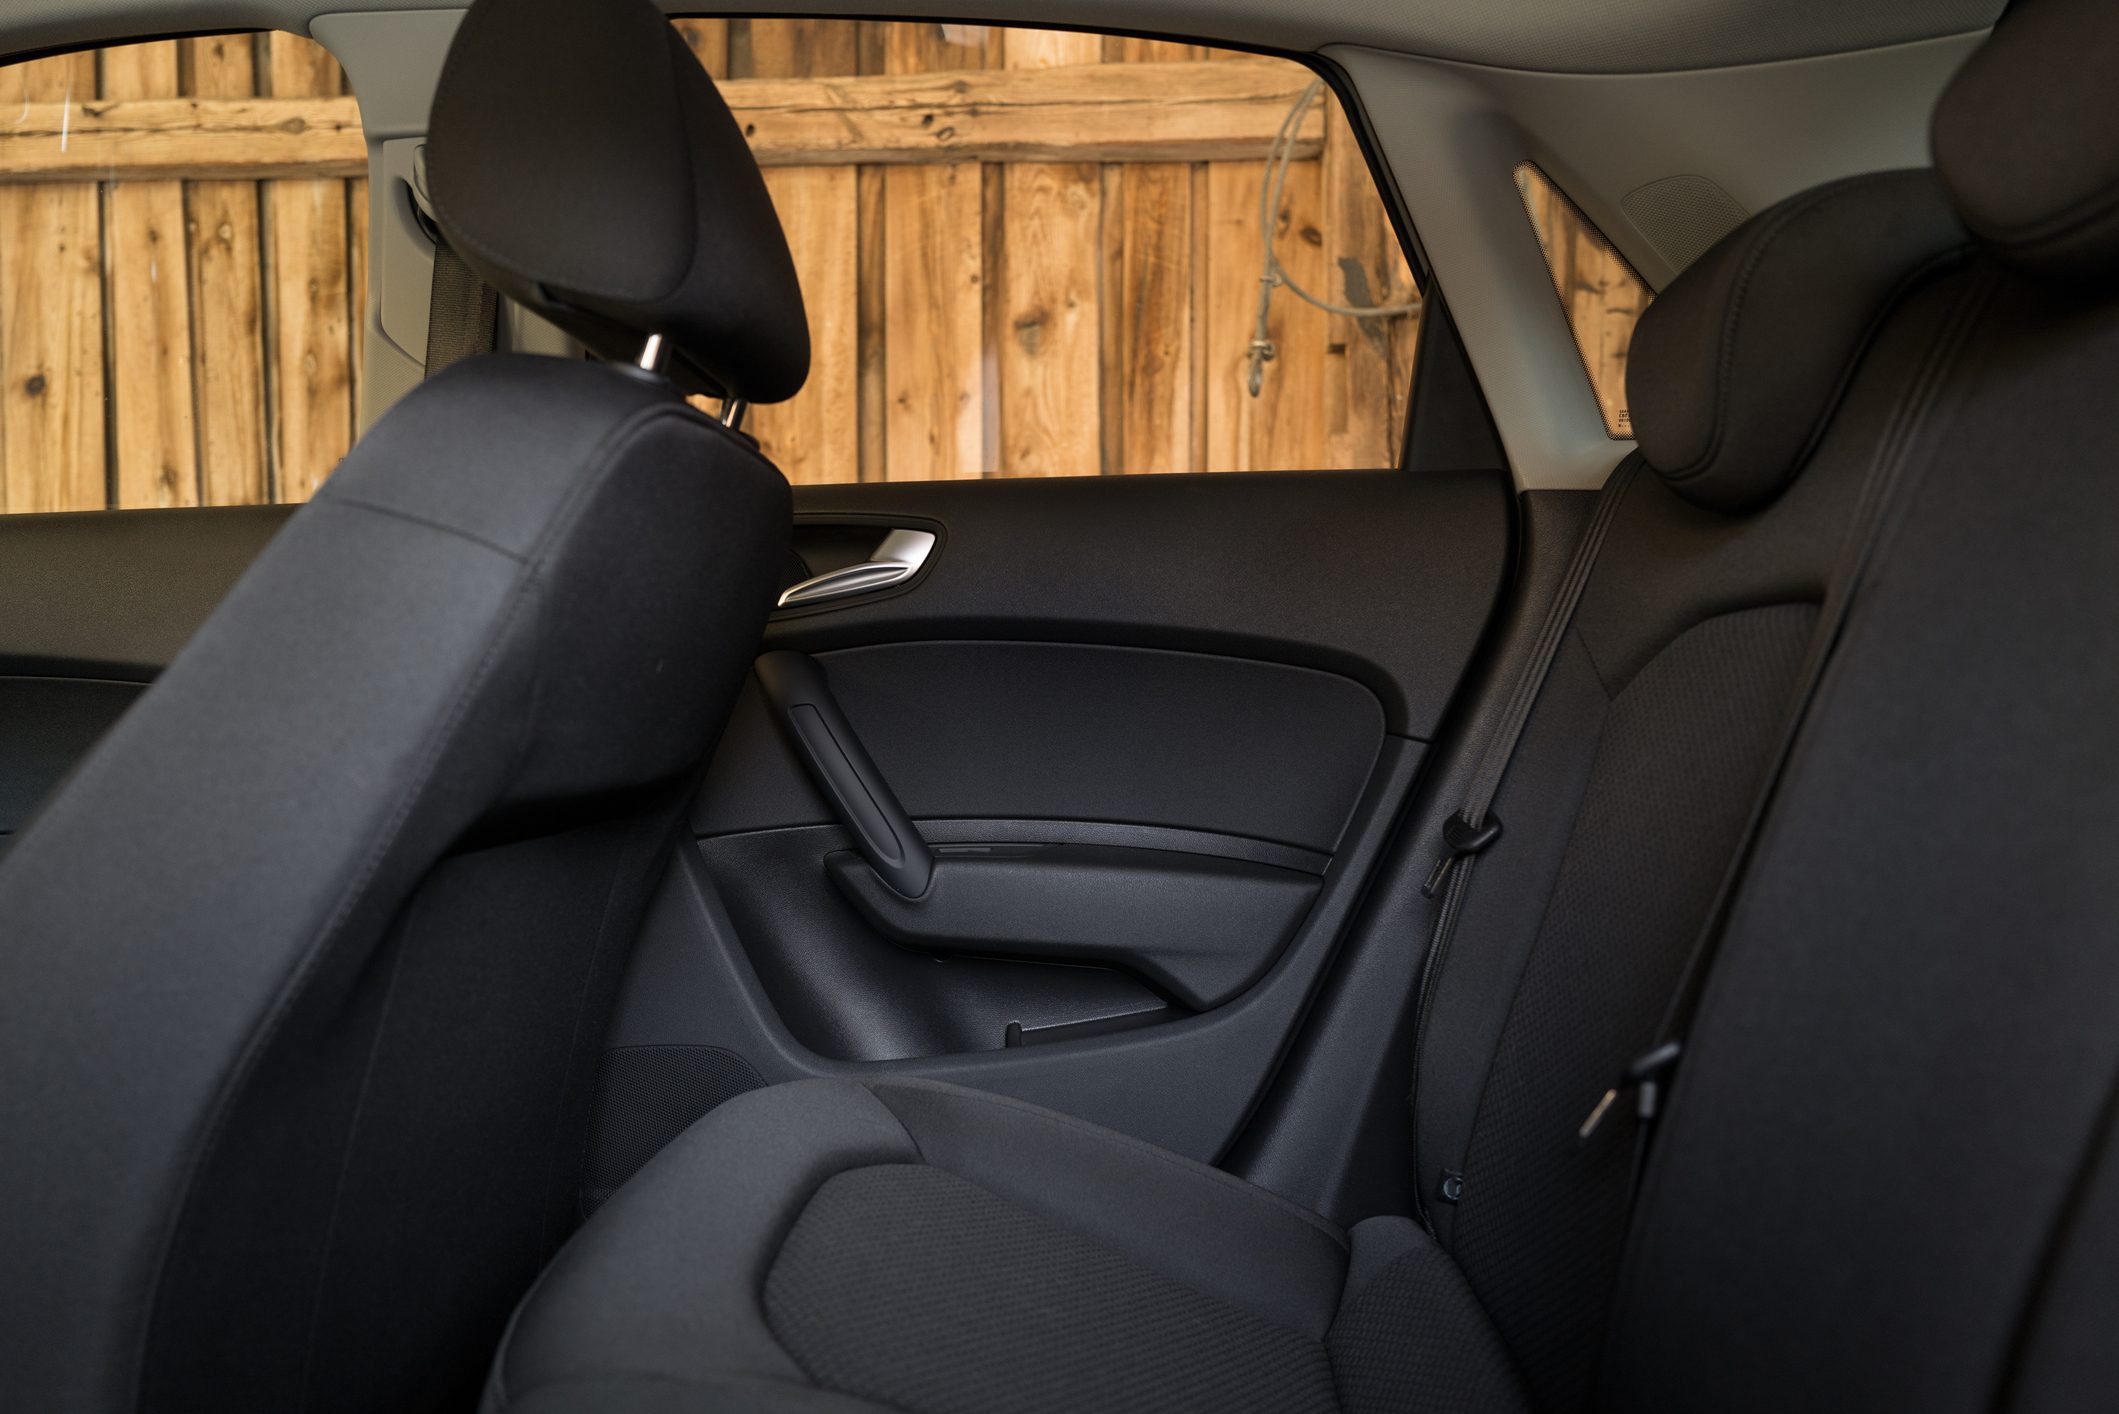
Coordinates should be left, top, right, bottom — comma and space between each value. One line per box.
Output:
777, 529, 936, 609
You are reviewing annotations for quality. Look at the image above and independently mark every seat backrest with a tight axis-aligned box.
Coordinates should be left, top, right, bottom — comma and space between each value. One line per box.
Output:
1406, 168, 1973, 1409
1601, 1, 2119, 1406
0, 0, 802, 1409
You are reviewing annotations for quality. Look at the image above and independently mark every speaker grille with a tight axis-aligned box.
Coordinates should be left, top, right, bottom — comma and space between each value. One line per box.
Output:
581, 1044, 765, 1212
1623, 175, 1749, 277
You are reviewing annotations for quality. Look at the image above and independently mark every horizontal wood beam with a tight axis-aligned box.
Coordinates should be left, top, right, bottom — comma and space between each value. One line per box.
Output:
0, 97, 368, 181
732, 58, 1324, 166
0, 58, 1322, 184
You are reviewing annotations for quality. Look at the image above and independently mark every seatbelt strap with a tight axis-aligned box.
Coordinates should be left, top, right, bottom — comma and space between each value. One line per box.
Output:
1409, 453, 1641, 1226
424, 240, 500, 377
1580, 270, 1996, 1192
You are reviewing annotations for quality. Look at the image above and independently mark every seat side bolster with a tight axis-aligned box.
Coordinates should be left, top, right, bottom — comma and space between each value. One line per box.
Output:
493, 1079, 916, 1407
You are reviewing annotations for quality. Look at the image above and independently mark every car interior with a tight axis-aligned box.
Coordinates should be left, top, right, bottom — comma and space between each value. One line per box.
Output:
1, 0, 2115, 1410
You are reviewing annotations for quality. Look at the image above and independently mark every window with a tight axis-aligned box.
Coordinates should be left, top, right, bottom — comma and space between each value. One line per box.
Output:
0, 35, 367, 513
673, 20, 1421, 482
0, 26, 1416, 505
1514, 164, 1649, 439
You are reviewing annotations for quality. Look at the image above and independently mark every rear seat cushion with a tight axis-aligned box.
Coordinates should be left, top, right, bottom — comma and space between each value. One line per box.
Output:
485, 1078, 1529, 1414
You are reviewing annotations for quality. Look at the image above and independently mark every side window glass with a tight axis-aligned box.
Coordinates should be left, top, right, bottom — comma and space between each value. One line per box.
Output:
0, 35, 366, 513
1513, 163, 1649, 438
673, 19, 1420, 482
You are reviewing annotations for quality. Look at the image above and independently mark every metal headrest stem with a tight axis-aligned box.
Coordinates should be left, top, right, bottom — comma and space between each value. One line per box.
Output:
636, 333, 668, 373
719, 397, 749, 432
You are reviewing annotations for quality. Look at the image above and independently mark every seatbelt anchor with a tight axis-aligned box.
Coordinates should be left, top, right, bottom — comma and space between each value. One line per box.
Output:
1422, 812, 1503, 897
1578, 1039, 1684, 1141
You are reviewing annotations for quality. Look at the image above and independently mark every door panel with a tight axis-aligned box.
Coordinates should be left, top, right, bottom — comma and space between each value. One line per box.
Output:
0, 469, 1512, 1177
765, 468, 1507, 736
601, 465, 1512, 1178
697, 641, 1386, 853
0, 506, 292, 849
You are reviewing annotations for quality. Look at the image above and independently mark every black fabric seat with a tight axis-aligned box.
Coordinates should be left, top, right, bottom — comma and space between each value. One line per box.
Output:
490, 1078, 1522, 1414
476, 33, 2019, 1414
0, 0, 807, 1410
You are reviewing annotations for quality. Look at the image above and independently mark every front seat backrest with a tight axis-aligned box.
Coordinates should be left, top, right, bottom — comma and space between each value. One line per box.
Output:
0, 0, 800, 1409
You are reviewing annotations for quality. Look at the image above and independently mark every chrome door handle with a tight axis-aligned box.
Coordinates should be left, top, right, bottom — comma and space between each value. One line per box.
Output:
776, 529, 936, 609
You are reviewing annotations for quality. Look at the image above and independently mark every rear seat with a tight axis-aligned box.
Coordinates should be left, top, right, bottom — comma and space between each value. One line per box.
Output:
479, 2, 2119, 1409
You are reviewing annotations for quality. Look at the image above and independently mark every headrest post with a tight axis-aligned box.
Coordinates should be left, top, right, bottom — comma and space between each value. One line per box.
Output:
719, 397, 749, 432
636, 333, 667, 373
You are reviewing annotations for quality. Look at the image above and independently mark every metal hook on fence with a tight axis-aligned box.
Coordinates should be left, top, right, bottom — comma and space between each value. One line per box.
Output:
1246, 79, 1422, 399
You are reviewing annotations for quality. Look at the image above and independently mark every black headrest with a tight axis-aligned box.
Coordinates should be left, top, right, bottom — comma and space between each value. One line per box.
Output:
1932, 0, 2119, 285
425, 0, 808, 403
1625, 171, 1968, 515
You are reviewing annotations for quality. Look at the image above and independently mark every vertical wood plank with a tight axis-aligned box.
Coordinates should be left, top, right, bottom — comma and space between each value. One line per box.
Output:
1261, 155, 1329, 470
1203, 161, 1265, 472
102, 40, 200, 507
1203, 158, 1330, 472
994, 32, 1100, 477
1104, 37, 1206, 63
1116, 162, 1195, 473
183, 33, 269, 505
883, 161, 984, 479
995, 161, 1100, 474
856, 165, 887, 480
1189, 162, 1210, 472
1096, 164, 1124, 474
264, 33, 352, 501
672, 18, 729, 79
751, 166, 859, 484
348, 174, 367, 425
740, 19, 859, 79
852, 23, 890, 479
1516, 167, 1645, 437
1320, 100, 1416, 469
0, 52, 105, 512
883, 22, 991, 74
881, 27, 988, 480
1004, 29, 1103, 69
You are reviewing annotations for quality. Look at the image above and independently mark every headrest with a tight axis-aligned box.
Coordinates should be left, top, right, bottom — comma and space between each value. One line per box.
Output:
1626, 171, 1968, 515
1932, 0, 2119, 285
425, 0, 809, 403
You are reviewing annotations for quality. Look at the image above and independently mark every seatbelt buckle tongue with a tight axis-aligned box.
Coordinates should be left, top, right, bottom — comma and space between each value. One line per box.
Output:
1422, 813, 1503, 897
1578, 1039, 1685, 1141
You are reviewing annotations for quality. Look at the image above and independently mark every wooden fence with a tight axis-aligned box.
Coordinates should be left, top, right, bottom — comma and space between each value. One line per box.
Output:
0, 34, 362, 513
0, 22, 1642, 510
1515, 164, 1646, 438
671, 21, 1420, 482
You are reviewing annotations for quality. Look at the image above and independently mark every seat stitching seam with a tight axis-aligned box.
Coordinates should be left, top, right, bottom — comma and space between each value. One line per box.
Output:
313, 490, 528, 563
